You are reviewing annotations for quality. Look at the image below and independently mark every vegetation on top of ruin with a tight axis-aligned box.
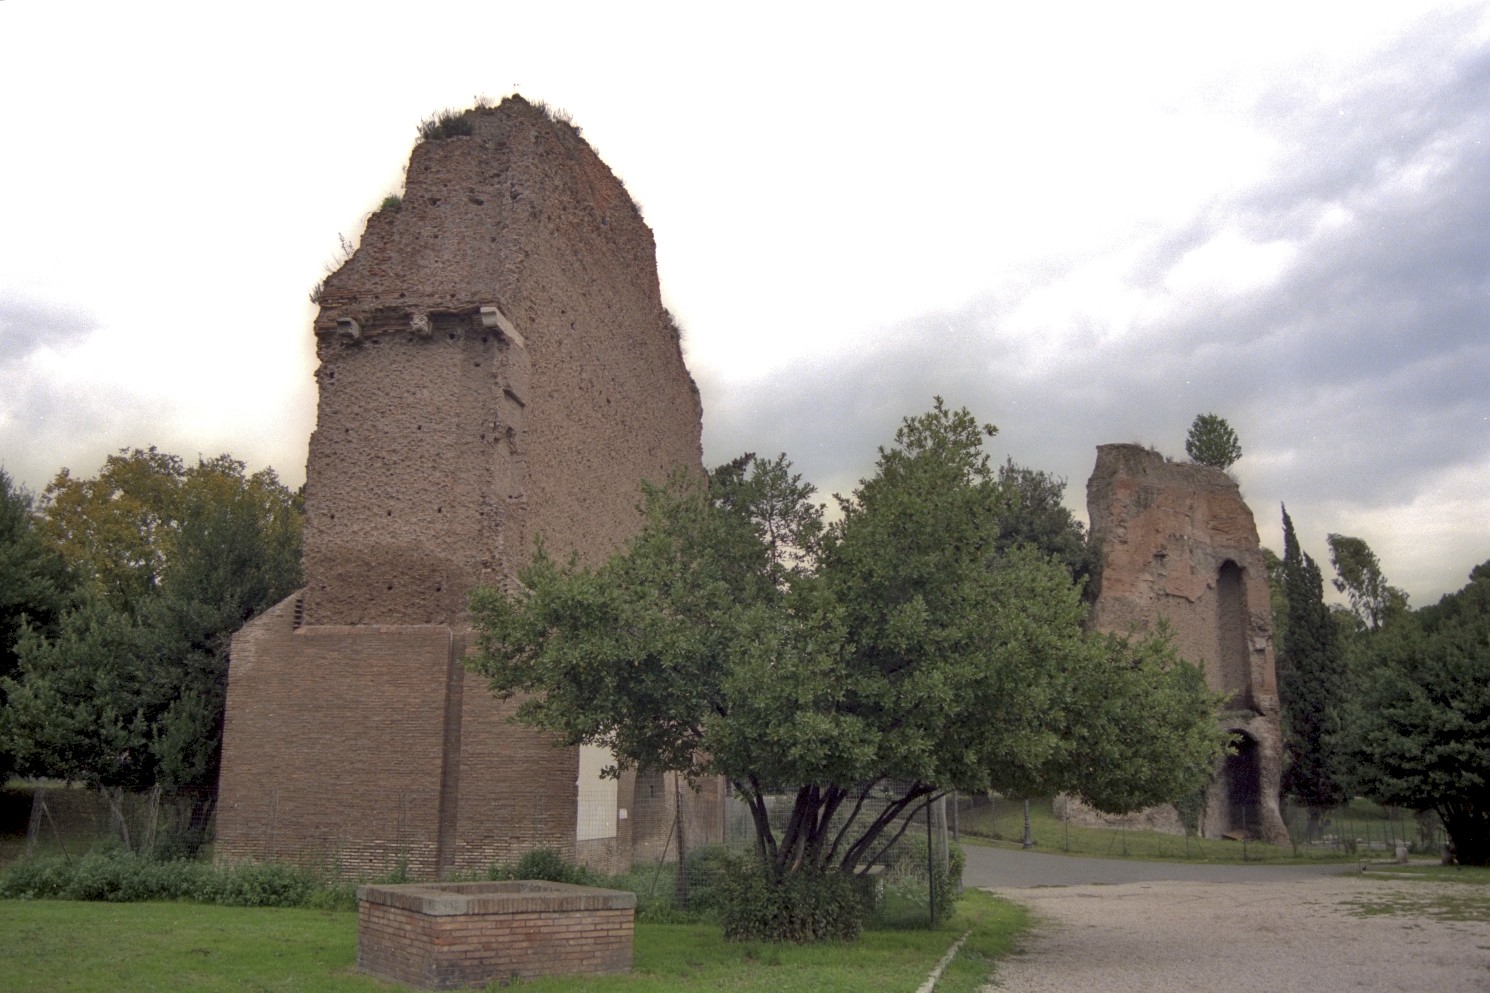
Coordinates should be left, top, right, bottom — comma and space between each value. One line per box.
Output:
416, 93, 583, 144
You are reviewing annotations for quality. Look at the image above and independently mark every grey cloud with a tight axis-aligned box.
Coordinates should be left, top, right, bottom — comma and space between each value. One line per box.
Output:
0, 298, 99, 364
698, 20, 1490, 598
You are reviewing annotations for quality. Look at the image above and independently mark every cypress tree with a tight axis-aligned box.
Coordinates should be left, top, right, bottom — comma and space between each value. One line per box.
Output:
1277, 506, 1350, 834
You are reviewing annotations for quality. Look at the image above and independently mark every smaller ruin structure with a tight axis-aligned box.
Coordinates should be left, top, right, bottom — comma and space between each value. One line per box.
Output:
1086, 444, 1289, 845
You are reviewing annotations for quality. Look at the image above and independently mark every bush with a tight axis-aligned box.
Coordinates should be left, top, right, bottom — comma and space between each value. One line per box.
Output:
417, 108, 475, 142
0, 849, 331, 908
679, 843, 733, 914
487, 848, 599, 886
720, 858, 867, 943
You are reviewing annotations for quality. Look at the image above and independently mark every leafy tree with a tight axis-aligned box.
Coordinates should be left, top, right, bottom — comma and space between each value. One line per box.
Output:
1327, 533, 1408, 632
1276, 506, 1350, 830
1184, 413, 1242, 470
37, 448, 189, 614
0, 469, 75, 781
2, 451, 301, 797
470, 401, 1223, 937
1345, 562, 1490, 864
3, 592, 159, 789
991, 459, 1097, 591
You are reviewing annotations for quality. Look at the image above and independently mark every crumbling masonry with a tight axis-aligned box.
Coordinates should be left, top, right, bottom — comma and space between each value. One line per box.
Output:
1086, 444, 1290, 845
216, 97, 724, 876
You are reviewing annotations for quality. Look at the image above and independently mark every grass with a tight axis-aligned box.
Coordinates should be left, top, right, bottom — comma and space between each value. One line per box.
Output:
0, 889, 1027, 993
956, 796, 1377, 864
0, 900, 378, 993
1341, 865, 1490, 923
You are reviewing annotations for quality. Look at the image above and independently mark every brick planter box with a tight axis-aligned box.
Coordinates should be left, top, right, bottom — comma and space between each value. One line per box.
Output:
357, 880, 636, 990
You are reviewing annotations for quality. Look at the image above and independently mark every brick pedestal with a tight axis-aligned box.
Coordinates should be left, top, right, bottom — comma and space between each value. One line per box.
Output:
357, 880, 635, 990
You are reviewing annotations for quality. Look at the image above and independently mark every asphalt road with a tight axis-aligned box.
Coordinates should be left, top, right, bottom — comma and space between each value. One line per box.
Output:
960, 840, 1356, 889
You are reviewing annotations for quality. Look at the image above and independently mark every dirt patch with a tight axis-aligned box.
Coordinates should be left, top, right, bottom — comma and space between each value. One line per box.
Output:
986, 875, 1490, 992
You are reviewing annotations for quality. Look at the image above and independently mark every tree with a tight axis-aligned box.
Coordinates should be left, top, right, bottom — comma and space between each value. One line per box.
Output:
1, 450, 301, 798
1345, 562, 1490, 864
991, 459, 1097, 591
1327, 533, 1408, 632
1276, 506, 1350, 829
470, 401, 1223, 937
1185, 413, 1242, 470
0, 470, 75, 781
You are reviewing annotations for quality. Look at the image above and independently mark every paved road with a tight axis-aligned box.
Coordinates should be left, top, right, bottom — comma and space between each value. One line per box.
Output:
960, 841, 1355, 889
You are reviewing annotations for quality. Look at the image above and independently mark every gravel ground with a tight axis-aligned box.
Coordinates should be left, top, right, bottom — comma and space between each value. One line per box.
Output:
983, 875, 1490, 993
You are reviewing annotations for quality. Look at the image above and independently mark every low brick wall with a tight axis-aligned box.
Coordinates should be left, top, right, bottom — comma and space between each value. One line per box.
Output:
357, 880, 635, 990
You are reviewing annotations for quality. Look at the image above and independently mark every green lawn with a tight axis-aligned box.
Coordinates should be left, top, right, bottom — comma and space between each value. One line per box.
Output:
0, 890, 1027, 993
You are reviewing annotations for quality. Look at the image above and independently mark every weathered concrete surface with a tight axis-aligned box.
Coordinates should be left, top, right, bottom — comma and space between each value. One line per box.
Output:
1086, 444, 1288, 845
985, 876, 1490, 993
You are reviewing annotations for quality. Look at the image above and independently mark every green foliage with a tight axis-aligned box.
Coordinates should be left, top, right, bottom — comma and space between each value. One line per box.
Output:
417, 107, 475, 142
0, 889, 1032, 993
991, 459, 1097, 591
378, 193, 402, 212
486, 847, 601, 886
1277, 506, 1351, 816
470, 399, 1224, 933
1184, 412, 1242, 470
880, 837, 965, 924
0, 849, 332, 907
0, 470, 74, 781
1344, 561, 1490, 864
1, 450, 302, 796
720, 858, 867, 942
1327, 533, 1408, 632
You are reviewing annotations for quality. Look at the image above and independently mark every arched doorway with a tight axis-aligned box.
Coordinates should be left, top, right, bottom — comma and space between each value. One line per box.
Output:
1216, 560, 1254, 711
1221, 733, 1262, 836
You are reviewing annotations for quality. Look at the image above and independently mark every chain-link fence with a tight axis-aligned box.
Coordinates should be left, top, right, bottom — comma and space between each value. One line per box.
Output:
950, 791, 1448, 861
3, 778, 959, 926
6, 783, 214, 863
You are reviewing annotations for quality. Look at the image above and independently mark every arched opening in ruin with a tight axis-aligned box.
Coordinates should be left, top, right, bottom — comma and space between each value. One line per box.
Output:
1216, 560, 1254, 711
1221, 732, 1262, 836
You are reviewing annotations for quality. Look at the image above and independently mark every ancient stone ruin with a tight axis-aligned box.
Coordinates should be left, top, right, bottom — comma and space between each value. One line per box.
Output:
216, 96, 724, 877
1086, 444, 1289, 845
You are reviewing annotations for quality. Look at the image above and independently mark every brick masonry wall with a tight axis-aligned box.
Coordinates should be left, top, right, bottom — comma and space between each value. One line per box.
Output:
218, 599, 592, 876
357, 882, 634, 990
219, 95, 710, 874
303, 95, 703, 628
1085, 443, 1288, 844
217, 596, 449, 874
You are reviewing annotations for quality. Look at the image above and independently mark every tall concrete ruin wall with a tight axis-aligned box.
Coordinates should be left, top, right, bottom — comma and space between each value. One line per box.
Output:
1086, 444, 1289, 845
217, 97, 714, 876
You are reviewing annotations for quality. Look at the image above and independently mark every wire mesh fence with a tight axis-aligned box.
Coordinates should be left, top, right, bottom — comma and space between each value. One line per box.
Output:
9, 783, 214, 863
5, 777, 952, 930
950, 791, 1449, 861
625, 782, 958, 927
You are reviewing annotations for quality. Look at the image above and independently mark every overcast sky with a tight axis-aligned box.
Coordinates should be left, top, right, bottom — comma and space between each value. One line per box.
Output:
2, 2, 1487, 605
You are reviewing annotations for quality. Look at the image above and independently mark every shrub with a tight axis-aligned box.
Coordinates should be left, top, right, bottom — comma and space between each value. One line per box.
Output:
679, 844, 733, 914
379, 194, 402, 212
417, 108, 475, 142
487, 848, 599, 886
0, 850, 328, 908
196, 860, 317, 908
719, 858, 867, 943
